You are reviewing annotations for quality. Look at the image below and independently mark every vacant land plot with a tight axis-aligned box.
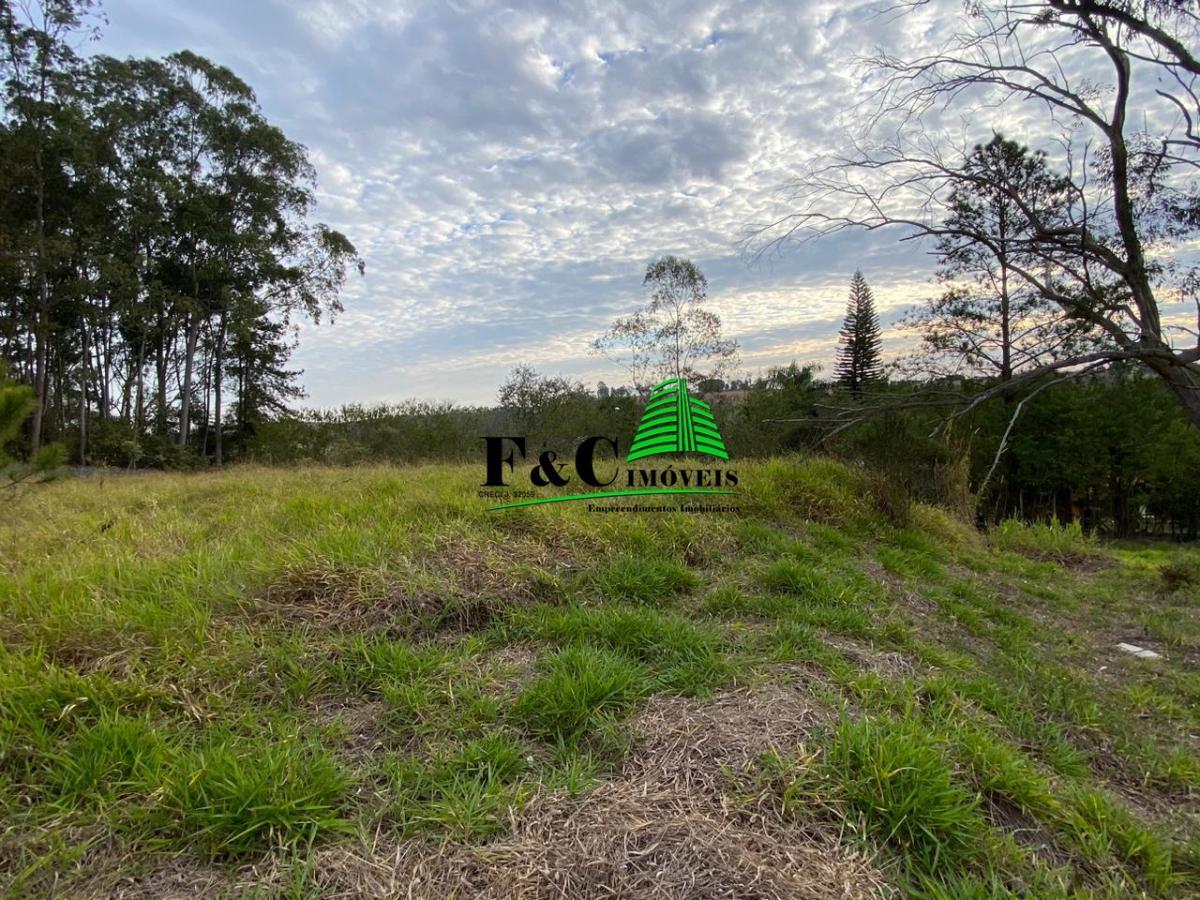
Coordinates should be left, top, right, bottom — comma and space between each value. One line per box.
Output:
1, 460, 1198, 898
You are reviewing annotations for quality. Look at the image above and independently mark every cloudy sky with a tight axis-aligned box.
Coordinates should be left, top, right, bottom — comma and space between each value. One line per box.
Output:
92, 0, 989, 406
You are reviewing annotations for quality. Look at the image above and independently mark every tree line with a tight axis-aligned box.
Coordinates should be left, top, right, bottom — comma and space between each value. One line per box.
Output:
229, 248, 1197, 538
0, 1, 361, 469
2, 0, 1197, 541
755, 0, 1200, 428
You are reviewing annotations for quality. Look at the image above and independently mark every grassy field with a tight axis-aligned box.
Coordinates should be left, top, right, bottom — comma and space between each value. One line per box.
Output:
1, 459, 1198, 898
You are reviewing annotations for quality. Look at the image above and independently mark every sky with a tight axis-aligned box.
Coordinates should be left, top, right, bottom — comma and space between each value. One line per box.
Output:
88, 0, 1039, 406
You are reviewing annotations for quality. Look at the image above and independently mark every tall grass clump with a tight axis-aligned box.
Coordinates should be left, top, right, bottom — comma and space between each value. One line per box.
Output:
51, 713, 166, 801
158, 735, 351, 856
742, 456, 871, 527
991, 518, 1097, 564
778, 716, 987, 878
579, 556, 699, 606
509, 603, 729, 695
380, 731, 529, 839
514, 645, 648, 745
1159, 556, 1200, 595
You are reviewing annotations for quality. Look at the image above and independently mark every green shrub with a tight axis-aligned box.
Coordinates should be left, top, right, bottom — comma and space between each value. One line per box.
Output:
868, 469, 914, 528
1160, 556, 1200, 594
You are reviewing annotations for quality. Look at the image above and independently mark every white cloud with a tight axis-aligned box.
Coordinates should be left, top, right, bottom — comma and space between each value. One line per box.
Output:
96, 0, 1076, 406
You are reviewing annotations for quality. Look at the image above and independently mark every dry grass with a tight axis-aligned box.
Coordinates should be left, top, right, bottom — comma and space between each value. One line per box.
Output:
7, 462, 1199, 898
823, 638, 917, 681
93, 674, 889, 900
233, 536, 569, 638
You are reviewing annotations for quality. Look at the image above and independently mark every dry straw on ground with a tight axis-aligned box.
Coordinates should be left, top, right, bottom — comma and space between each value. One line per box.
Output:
100, 672, 891, 899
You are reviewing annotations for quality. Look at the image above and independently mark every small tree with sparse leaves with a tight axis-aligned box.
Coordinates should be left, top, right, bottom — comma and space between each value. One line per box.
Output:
593, 256, 739, 395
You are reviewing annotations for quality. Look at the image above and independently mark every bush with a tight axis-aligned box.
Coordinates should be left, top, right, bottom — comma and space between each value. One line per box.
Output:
867, 469, 914, 528
836, 410, 963, 525
135, 433, 207, 470
2, 441, 69, 485
0, 367, 34, 463
86, 419, 148, 468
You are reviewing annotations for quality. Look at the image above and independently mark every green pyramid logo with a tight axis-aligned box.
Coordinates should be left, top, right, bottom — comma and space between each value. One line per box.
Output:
626, 378, 730, 463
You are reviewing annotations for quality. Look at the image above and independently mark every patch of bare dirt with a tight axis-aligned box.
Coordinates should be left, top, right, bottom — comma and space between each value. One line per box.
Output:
468, 643, 539, 696
859, 558, 941, 620
101, 862, 227, 900
231, 562, 444, 635
335, 787, 887, 899
292, 644, 541, 774
980, 796, 1075, 877
624, 670, 831, 796
436, 537, 566, 608
682, 530, 739, 570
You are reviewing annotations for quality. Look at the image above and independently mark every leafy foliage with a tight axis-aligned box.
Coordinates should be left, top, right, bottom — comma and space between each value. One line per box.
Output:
0, 363, 34, 463
0, 4, 362, 466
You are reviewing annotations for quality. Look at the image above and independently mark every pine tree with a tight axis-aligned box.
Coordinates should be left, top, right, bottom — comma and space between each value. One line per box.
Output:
835, 271, 883, 397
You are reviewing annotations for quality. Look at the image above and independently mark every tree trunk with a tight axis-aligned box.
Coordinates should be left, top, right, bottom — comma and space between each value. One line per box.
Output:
29, 169, 49, 453
29, 71, 49, 454
155, 329, 168, 436
97, 302, 111, 421
120, 365, 132, 422
79, 321, 88, 464
200, 354, 210, 458
30, 318, 48, 454
178, 312, 200, 448
53, 353, 64, 436
135, 333, 146, 435
998, 277, 1012, 383
214, 311, 226, 465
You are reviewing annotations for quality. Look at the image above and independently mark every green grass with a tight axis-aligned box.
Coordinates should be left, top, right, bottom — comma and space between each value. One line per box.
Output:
158, 734, 352, 857
0, 459, 1198, 896
990, 517, 1097, 564
378, 731, 529, 838
505, 602, 729, 694
577, 555, 700, 605
773, 715, 988, 877
514, 645, 649, 746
